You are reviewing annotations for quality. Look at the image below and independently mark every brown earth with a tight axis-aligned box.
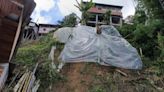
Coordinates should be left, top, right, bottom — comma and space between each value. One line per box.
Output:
51, 62, 164, 92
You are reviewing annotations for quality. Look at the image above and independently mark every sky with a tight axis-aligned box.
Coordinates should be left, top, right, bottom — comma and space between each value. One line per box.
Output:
31, 0, 136, 24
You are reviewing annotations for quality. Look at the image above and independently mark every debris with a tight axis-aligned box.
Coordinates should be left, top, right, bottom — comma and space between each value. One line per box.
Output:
32, 80, 40, 92
13, 63, 40, 92
14, 72, 28, 92
139, 48, 143, 57
8, 72, 20, 88
0, 63, 9, 91
0, 66, 3, 77
49, 46, 57, 69
147, 78, 164, 91
115, 69, 128, 77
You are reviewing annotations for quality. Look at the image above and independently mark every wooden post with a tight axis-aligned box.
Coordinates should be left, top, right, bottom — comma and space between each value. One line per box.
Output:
120, 18, 123, 27
96, 14, 98, 26
139, 48, 143, 57
9, 4, 24, 61
110, 16, 112, 25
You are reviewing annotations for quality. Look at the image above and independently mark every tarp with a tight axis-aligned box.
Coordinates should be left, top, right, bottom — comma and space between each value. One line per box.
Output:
53, 27, 73, 43
55, 25, 142, 69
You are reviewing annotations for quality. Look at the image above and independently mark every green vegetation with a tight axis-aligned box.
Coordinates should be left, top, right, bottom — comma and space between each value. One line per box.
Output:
118, 0, 164, 76
14, 33, 64, 92
15, 34, 55, 66
75, 0, 94, 25
58, 13, 77, 27
103, 10, 111, 25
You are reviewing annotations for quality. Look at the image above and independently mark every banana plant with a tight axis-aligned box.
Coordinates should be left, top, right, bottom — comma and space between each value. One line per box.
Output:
103, 10, 111, 25
75, 0, 94, 25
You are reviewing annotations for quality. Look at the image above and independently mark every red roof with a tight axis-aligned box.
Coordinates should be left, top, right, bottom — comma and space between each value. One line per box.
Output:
88, 7, 106, 14
88, 7, 122, 17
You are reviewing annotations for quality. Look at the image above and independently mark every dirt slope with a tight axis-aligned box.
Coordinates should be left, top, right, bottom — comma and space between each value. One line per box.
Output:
51, 63, 164, 92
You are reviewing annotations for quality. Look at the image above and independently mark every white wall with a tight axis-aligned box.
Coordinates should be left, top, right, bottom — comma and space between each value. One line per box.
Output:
38, 26, 56, 34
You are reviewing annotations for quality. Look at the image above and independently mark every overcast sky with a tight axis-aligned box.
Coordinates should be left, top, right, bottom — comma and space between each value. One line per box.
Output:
31, 0, 136, 24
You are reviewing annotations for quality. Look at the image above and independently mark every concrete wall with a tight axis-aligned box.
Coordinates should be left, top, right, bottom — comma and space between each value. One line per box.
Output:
39, 26, 56, 34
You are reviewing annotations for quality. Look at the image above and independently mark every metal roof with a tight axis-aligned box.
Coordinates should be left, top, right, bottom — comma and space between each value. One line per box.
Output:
83, 1, 123, 9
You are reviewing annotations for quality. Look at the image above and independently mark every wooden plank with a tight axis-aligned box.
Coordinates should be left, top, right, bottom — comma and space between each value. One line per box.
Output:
0, 45, 12, 52
9, 7, 24, 62
0, 0, 21, 17
0, 26, 16, 34
11, 0, 24, 8
0, 63, 9, 90
0, 27, 16, 34
0, 67, 3, 77
0, 49, 11, 56
0, 42, 13, 51
0, 53, 10, 60
0, 16, 18, 63
2, 18, 18, 27
0, 38, 14, 44
0, 30, 15, 36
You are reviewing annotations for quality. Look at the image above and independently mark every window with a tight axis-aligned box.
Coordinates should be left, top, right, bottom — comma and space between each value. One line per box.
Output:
112, 16, 120, 24
98, 7, 101, 10
43, 28, 46, 31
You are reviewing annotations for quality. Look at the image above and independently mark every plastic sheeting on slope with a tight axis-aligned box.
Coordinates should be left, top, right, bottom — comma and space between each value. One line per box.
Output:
57, 25, 142, 69
53, 27, 73, 43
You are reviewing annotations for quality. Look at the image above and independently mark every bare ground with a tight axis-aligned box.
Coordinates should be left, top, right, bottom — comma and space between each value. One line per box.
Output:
51, 62, 164, 92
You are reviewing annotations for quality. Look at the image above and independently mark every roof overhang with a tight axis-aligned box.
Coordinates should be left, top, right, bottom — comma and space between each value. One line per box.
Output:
83, 1, 123, 9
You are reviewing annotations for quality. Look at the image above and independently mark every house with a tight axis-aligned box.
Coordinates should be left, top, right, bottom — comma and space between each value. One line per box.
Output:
23, 23, 61, 40
124, 15, 134, 25
38, 24, 60, 35
23, 21, 39, 41
83, 2, 123, 27
0, 0, 35, 90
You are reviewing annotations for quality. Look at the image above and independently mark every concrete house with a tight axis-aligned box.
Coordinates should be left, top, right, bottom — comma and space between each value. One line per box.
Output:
124, 15, 134, 25
38, 24, 60, 35
83, 2, 123, 27
23, 22, 39, 41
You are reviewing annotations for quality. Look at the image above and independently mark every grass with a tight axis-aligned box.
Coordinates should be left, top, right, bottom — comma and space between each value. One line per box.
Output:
13, 33, 65, 91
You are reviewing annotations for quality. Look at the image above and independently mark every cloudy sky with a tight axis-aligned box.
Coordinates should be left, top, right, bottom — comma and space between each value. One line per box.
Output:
31, 0, 136, 24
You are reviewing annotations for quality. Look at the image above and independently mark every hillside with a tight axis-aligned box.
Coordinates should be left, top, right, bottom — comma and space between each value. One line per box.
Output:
10, 33, 164, 92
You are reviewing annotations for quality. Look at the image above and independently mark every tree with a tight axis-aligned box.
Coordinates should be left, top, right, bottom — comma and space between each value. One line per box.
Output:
103, 10, 111, 25
74, 0, 94, 25
136, 0, 164, 19
133, 10, 147, 24
58, 13, 77, 27
118, 0, 164, 59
